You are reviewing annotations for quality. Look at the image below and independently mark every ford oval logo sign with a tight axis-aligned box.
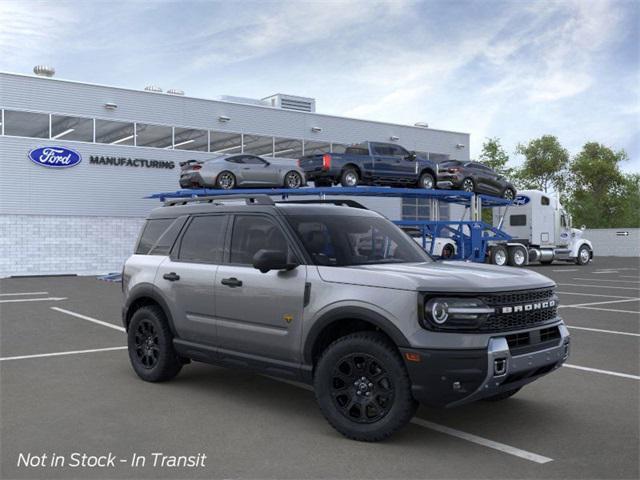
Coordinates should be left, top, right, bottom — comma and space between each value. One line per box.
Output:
513, 195, 530, 206
28, 146, 82, 168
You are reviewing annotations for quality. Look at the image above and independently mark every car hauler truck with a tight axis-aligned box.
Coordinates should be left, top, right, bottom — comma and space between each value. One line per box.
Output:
490, 190, 593, 266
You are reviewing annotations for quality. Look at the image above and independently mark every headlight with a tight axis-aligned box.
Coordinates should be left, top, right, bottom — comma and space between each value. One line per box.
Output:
423, 297, 494, 330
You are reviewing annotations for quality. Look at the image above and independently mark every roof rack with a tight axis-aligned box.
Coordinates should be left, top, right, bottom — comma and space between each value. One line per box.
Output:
163, 194, 274, 207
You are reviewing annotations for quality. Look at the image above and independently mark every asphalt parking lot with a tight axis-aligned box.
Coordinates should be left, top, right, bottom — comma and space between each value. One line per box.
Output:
1, 256, 638, 479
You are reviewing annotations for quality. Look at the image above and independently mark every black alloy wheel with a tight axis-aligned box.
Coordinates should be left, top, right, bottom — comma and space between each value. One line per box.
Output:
331, 353, 395, 424
134, 319, 160, 369
441, 243, 455, 259
462, 178, 475, 192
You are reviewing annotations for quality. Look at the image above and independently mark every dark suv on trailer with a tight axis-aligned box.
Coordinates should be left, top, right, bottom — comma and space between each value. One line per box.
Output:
437, 160, 516, 199
122, 195, 569, 441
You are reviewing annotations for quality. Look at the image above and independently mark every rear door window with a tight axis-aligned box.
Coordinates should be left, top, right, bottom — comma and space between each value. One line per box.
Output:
177, 215, 227, 263
229, 215, 291, 265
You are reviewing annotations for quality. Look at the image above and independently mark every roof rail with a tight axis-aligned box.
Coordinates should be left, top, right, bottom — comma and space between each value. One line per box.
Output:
163, 194, 274, 207
276, 199, 368, 209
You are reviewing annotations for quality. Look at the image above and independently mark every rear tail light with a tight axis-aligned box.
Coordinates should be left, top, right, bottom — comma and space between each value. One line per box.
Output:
297, 159, 301, 167
322, 153, 332, 171
448, 167, 460, 173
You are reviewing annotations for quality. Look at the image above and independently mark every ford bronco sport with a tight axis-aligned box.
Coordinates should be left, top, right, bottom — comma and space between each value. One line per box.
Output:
123, 195, 570, 442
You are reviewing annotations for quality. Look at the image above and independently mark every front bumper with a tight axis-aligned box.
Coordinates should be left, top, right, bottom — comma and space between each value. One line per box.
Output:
400, 322, 570, 407
436, 173, 464, 190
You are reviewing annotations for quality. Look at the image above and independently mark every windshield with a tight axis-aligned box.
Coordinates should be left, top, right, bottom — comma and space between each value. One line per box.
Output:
286, 215, 432, 266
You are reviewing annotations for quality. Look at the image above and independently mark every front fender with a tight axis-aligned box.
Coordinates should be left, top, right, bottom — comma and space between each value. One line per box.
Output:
302, 304, 411, 364
570, 238, 593, 257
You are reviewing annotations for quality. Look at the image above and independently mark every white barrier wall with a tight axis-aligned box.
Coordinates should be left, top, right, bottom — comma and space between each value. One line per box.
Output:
584, 228, 640, 257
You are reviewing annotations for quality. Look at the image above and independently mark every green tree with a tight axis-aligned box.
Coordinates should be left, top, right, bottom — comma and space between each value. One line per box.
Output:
565, 142, 638, 228
516, 135, 569, 193
479, 137, 513, 176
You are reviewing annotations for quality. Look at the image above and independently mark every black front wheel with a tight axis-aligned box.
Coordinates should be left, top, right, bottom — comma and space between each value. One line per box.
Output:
576, 245, 591, 265
216, 171, 236, 190
314, 332, 417, 442
503, 188, 516, 201
128, 306, 183, 382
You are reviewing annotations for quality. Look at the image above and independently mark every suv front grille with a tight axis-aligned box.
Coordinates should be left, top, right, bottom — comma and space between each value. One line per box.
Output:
479, 288, 558, 332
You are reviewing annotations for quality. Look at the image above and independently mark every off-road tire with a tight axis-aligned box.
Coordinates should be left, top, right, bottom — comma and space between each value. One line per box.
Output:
314, 332, 417, 442
128, 306, 183, 382
340, 168, 359, 187
482, 387, 521, 402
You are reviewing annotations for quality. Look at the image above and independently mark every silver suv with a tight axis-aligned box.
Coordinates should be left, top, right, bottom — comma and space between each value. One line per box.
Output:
123, 195, 570, 441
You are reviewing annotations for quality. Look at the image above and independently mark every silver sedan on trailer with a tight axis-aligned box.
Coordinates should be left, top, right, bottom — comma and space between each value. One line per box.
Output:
179, 154, 307, 190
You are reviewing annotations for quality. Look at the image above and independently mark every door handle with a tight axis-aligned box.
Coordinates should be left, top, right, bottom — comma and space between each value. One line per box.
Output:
163, 272, 180, 282
221, 277, 243, 287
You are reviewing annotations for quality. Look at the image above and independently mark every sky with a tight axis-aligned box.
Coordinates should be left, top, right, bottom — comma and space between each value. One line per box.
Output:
1, 0, 638, 172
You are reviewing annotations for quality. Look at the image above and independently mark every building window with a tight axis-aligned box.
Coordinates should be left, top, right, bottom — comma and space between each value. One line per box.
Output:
95, 119, 135, 145
173, 127, 208, 151
3, 110, 49, 138
243, 134, 274, 156
402, 198, 430, 221
210, 131, 243, 154
135, 123, 173, 148
50, 114, 93, 142
273, 137, 303, 159
303, 140, 331, 155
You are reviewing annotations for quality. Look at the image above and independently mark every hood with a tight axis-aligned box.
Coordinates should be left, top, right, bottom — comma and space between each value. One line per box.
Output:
317, 261, 555, 293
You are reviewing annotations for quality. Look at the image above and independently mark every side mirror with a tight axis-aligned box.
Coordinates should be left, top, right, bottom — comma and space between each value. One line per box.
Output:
407, 151, 417, 161
581, 225, 586, 231
252, 249, 298, 273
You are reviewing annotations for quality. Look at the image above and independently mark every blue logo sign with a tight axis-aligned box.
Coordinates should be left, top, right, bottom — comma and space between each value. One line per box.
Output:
28, 146, 82, 168
513, 195, 530, 206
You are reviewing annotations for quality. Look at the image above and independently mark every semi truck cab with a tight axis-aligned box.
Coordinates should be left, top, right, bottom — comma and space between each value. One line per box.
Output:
492, 190, 593, 266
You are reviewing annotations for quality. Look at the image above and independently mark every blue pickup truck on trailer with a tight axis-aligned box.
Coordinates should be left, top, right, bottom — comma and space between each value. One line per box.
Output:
298, 141, 439, 189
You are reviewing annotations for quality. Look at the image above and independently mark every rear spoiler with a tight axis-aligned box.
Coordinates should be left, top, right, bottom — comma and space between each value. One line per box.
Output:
179, 159, 202, 168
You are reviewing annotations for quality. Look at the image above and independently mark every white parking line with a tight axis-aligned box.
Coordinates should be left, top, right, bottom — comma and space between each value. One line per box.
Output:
0, 291, 49, 296
0, 346, 126, 362
557, 291, 637, 299
568, 306, 640, 315
620, 275, 640, 279
558, 283, 640, 291
563, 364, 640, 380
410, 418, 553, 464
270, 377, 553, 464
572, 278, 640, 284
567, 326, 640, 337
0, 297, 67, 304
552, 269, 579, 272
559, 298, 640, 309
51, 307, 126, 332
593, 271, 619, 274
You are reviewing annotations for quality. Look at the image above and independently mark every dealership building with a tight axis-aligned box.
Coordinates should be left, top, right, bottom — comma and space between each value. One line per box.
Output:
0, 69, 470, 277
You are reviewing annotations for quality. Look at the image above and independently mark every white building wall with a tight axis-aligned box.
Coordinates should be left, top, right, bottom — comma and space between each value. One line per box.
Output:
0, 215, 144, 277
584, 228, 640, 257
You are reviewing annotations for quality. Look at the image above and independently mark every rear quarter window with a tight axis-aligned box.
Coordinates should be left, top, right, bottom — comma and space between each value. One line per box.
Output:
135, 217, 185, 255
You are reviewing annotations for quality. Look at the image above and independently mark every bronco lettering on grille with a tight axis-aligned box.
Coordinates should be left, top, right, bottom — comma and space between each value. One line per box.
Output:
500, 299, 555, 314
